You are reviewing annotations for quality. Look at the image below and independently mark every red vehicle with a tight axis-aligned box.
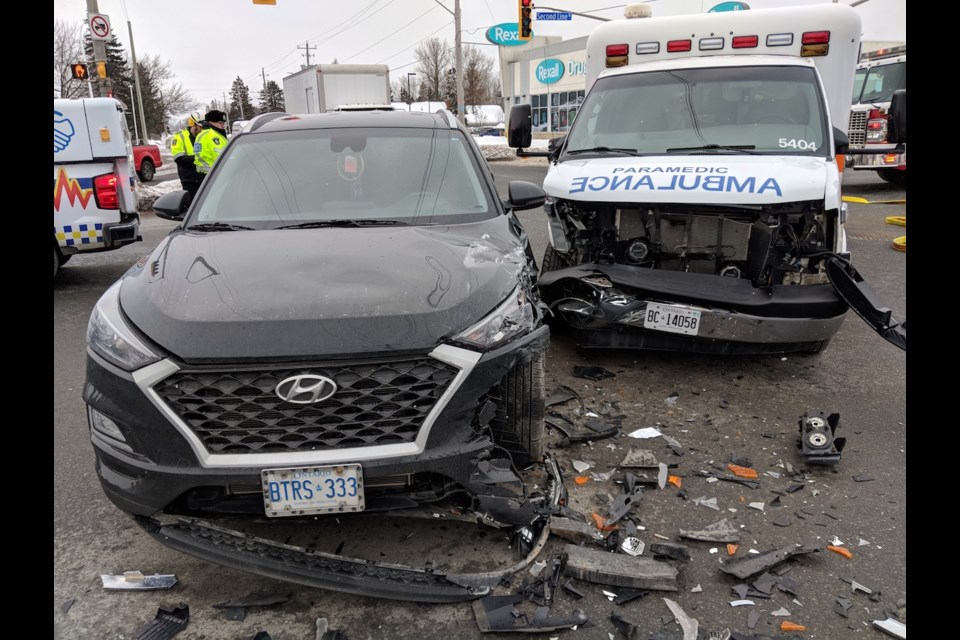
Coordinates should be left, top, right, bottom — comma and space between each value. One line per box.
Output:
133, 143, 162, 182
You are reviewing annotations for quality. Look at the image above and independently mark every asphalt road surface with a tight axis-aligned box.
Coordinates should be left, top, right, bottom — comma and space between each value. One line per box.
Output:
54, 163, 906, 639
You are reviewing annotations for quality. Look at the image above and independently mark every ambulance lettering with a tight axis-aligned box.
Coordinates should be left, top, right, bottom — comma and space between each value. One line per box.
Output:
569, 166, 782, 196
53, 167, 94, 212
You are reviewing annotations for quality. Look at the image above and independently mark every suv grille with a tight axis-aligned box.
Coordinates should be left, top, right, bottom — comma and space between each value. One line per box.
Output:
848, 111, 867, 146
155, 358, 458, 454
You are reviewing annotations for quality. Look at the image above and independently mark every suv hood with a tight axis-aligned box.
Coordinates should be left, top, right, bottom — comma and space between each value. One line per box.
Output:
120, 221, 527, 360
547, 155, 830, 204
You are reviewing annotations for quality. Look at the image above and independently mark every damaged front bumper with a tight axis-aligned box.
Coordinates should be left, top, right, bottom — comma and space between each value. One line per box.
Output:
539, 263, 848, 354
133, 453, 567, 603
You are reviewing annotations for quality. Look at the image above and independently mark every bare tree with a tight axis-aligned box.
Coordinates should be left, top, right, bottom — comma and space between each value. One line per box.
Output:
463, 45, 497, 107
414, 38, 451, 101
54, 19, 87, 99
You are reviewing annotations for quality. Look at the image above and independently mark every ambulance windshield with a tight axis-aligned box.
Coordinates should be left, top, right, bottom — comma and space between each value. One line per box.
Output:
564, 65, 829, 158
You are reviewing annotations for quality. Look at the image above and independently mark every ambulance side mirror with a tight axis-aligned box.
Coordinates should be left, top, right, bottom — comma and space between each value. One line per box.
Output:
833, 127, 849, 155
888, 90, 906, 145
508, 104, 533, 149
153, 190, 191, 221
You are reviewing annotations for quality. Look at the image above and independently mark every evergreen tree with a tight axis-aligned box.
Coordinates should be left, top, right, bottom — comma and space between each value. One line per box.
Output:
259, 80, 285, 112
229, 76, 256, 121
83, 33, 136, 135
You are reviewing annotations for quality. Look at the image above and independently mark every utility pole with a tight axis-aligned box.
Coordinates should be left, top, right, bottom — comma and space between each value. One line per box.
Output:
262, 67, 268, 89
432, 0, 465, 125
298, 42, 315, 67
129, 85, 139, 141
128, 20, 149, 143
85, 0, 111, 98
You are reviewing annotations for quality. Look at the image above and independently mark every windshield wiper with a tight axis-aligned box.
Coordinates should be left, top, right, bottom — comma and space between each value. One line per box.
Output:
666, 144, 758, 154
276, 219, 409, 229
186, 222, 256, 231
566, 146, 642, 156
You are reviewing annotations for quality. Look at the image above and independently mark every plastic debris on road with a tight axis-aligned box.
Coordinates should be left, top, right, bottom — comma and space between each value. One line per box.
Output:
628, 427, 663, 439
827, 545, 853, 559
101, 571, 177, 591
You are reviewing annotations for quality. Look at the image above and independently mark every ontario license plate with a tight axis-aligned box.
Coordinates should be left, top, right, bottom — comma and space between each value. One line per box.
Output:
643, 302, 702, 336
261, 464, 364, 517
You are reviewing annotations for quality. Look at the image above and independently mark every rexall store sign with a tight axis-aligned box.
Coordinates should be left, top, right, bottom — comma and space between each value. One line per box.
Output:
535, 58, 565, 85
486, 23, 529, 46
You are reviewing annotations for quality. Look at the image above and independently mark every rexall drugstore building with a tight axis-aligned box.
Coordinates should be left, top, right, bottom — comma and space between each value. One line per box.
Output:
489, 23, 589, 136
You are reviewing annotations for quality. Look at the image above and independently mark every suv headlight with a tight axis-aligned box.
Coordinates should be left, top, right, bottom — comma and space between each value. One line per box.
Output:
86, 280, 159, 371
454, 286, 537, 350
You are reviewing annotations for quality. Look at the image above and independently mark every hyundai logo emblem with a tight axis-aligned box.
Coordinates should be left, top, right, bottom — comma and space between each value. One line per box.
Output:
275, 374, 338, 404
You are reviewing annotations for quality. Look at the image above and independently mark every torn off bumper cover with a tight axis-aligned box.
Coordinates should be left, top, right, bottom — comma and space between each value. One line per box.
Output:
132, 455, 567, 603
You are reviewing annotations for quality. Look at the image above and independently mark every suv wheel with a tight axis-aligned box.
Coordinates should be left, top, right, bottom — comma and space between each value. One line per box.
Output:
138, 158, 156, 182
489, 351, 545, 466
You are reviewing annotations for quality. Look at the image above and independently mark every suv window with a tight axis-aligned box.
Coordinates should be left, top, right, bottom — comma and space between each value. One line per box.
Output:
193, 127, 496, 227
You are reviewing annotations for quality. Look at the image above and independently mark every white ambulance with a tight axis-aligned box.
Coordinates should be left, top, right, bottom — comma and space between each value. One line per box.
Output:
509, 3, 905, 354
54, 97, 141, 278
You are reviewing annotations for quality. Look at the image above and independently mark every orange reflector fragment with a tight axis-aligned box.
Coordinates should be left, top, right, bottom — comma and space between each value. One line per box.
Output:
727, 464, 759, 479
827, 545, 853, 559
727, 544, 739, 556
781, 621, 807, 631
668, 475, 681, 488
575, 476, 589, 485
591, 513, 619, 531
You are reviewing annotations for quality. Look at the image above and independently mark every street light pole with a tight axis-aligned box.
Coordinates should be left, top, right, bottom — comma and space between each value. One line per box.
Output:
432, 0, 466, 125
407, 72, 416, 110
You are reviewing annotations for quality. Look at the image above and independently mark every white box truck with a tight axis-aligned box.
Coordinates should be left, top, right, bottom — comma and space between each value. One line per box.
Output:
282, 64, 391, 114
847, 44, 906, 184
508, 3, 905, 354
54, 97, 142, 278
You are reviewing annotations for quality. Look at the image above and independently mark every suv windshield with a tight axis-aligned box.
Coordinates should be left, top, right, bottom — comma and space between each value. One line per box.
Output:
190, 127, 496, 228
564, 65, 829, 157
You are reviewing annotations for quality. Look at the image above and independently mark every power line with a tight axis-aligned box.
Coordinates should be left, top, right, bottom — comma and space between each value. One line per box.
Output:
382, 21, 455, 67
343, 3, 445, 62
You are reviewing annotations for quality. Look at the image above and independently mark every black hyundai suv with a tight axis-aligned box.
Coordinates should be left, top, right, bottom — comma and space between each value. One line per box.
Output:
83, 109, 555, 601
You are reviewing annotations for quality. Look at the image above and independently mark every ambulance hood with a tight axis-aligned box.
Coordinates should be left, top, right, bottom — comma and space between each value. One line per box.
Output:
546, 155, 831, 204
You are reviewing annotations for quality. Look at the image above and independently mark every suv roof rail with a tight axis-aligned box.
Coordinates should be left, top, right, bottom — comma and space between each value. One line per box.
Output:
245, 111, 290, 134
435, 108, 459, 130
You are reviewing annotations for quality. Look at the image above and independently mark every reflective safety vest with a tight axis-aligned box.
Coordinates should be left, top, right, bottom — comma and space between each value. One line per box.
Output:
194, 127, 228, 174
170, 128, 195, 160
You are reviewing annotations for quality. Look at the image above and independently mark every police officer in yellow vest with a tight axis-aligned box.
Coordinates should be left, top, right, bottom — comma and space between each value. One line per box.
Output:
194, 110, 229, 178
170, 113, 204, 200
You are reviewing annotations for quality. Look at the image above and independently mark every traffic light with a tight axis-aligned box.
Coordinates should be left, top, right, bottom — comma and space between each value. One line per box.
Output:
70, 63, 89, 80
518, 0, 533, 41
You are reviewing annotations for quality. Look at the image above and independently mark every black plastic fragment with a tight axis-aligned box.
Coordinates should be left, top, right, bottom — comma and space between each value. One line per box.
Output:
61, 599, 76, 615
213, 591, 288, 622
752, 573, 777, 595
772, 515, 792, 527
472, 594, 587, 633
610, 611, 641, 639
650, 542, 691, 562
720, 544, 820, 580
613, 588, 649, 606
573, 366, 615, 381
134, 603, 189, 640
546, 386, 581, 407
786, 484, 804, 493
834, 596, 853, 617
562, 580, 584, 599
747, 609, 760, 629
777, 576, 800, 596
247, 632, 272, 640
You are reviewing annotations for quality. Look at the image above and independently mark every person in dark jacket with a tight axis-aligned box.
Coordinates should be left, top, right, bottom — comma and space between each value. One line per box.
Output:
170, 113, 204, 200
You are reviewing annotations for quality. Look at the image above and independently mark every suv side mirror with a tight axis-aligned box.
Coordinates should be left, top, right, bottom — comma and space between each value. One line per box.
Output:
506, 180, 546, 211
888, 89, 906, 144
153, 190, 191, 221
508, 104, 533, 149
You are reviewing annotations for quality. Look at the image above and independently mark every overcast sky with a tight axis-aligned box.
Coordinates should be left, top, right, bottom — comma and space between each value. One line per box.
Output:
54, 0, 906, 107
